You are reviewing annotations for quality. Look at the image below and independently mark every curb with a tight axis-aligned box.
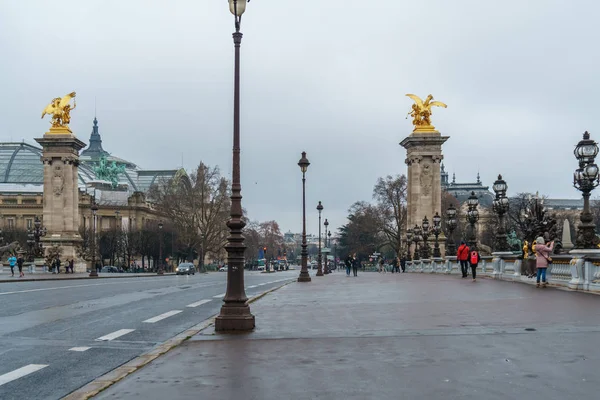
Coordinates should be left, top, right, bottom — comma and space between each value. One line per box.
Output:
62, 280, 293, 400
0, 274, 179, 284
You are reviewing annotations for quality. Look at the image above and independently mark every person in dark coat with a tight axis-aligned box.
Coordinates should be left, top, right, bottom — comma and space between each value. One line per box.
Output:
344, 255, 352, 276
351, 254, 360, 277
400, 255, 406, 273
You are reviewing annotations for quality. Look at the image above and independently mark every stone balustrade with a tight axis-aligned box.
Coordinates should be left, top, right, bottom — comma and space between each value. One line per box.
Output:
404, 252, 600, 295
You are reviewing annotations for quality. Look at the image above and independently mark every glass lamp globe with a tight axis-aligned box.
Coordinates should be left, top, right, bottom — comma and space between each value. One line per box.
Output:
229, 0, 247, 16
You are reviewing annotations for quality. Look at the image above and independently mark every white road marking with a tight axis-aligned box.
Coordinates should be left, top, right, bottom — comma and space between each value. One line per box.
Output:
257, 283, 267, 286
186, 299, 211, 308
0, 279, 168, 296
96, 329, 135, 341
247, 285, 258, 289
213, 293, 226, 298
0, 364, 48, 386
69, 347, 91, 352
143, 310, 183, 323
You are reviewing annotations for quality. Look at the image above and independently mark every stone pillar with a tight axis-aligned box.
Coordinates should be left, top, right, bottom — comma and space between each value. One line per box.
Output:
401, 131, 449, 249
36, 128, 85, 271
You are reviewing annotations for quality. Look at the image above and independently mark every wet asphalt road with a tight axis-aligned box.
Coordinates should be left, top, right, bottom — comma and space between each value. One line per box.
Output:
0, 270, 297, 400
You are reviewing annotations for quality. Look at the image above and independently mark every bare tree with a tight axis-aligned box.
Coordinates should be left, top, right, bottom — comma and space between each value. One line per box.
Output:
149, 162, 231, 267
373, 174, 408, 258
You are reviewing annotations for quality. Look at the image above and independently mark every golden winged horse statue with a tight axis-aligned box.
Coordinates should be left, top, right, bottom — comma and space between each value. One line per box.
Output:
406, 94, 447, 132
41, 92, 76, 129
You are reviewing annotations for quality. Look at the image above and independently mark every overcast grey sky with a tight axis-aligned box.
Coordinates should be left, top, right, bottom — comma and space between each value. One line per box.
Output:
0, 0, 598, 235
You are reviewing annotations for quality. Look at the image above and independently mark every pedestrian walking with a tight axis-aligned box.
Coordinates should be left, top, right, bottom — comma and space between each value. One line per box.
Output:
69, 259, 74, 273
56, 258, 61, 274
469, 248, 480, 282
351, 254, 360, 277
456, 241, 470, 278
8, 255, 17, 277
534, 237, 554, 288
391, 257, 399, 273
17, 254, 24, 278
378, 257, 386, 273
400, 255, 406, 273
344, 255, 352, 276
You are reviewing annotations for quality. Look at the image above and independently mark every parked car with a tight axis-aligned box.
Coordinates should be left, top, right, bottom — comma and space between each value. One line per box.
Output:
101, 266, 119, 273
219, 265, 228, 272
176, 263, 196, 275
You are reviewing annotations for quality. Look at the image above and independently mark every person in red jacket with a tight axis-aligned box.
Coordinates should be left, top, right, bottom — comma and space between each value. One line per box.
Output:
456, 241, 470, 278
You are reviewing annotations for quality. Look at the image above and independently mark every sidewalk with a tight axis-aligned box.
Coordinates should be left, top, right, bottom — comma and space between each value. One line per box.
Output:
94, 272, 600, 400
0, 272, 176, 283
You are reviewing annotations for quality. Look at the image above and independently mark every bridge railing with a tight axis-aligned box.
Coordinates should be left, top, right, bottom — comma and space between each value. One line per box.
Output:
406, 252, 600, 294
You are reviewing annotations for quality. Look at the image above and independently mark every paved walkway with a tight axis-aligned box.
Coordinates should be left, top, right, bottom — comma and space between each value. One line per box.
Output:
95, 272, 600, 400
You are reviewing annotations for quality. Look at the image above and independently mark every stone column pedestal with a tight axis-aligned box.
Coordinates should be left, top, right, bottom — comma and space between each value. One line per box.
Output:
400, 131, 448, 235
36, 129, 85, 270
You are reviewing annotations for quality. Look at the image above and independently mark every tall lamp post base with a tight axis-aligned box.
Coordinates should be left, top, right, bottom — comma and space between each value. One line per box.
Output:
215, 303, 255, 331
297, 271, 311, 282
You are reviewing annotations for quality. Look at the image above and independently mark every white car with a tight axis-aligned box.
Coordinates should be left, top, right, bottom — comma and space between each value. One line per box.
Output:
219, 266, 228, 272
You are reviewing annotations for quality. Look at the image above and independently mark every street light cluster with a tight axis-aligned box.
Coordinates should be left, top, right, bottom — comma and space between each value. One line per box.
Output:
406, 215, 440, 262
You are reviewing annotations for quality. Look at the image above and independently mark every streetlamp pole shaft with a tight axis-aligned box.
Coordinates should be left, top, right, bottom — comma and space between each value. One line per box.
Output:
317, 212, 323, 276
215, 28, 255, 332
298, 174, 311, 282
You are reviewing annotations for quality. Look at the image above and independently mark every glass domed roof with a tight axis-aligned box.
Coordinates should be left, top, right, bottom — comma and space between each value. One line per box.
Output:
0, 118, 180, 194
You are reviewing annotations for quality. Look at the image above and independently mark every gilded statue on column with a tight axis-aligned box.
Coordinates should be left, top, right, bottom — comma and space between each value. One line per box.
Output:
406, 94, 447, 133
41, 92, 77, 132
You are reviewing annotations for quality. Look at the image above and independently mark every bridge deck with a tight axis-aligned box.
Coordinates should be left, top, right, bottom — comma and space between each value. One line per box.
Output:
97, 272, 600, 400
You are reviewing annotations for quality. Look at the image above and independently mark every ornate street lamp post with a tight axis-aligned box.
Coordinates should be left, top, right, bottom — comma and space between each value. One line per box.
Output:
216, 0, 255, 331
432, 212, 442, 258
412, 225, 422, 261
406, 228, 413, 262
297, 151, 311, 282
323, 218, 329, 274
316, 202, 324, 277
89, 202, 99, 277
445, 204, 457, 256
573, 131, 600, 248
421, 216, 431, 259
466, 191, 480, 249
158, 221, 164, 275
492, 174, 510, 252
327, 230, 332, 273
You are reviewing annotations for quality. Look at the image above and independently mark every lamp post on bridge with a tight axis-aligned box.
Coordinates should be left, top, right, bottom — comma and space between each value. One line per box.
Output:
573, 131, 600, 249
89, 202, 99, 277
445, 204, 457, 256
421, 216, 431, 259
323, 218, 329, 275
492, 175, 510, 252
466, 191, 480, 249
432, 212, 442, 258
316, 201, 324, 277
412, 225, 421, 261
327, 230, 332, 273
215, 0, 255, 332
406, 228, 413, 262
297, 151, 311, 282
